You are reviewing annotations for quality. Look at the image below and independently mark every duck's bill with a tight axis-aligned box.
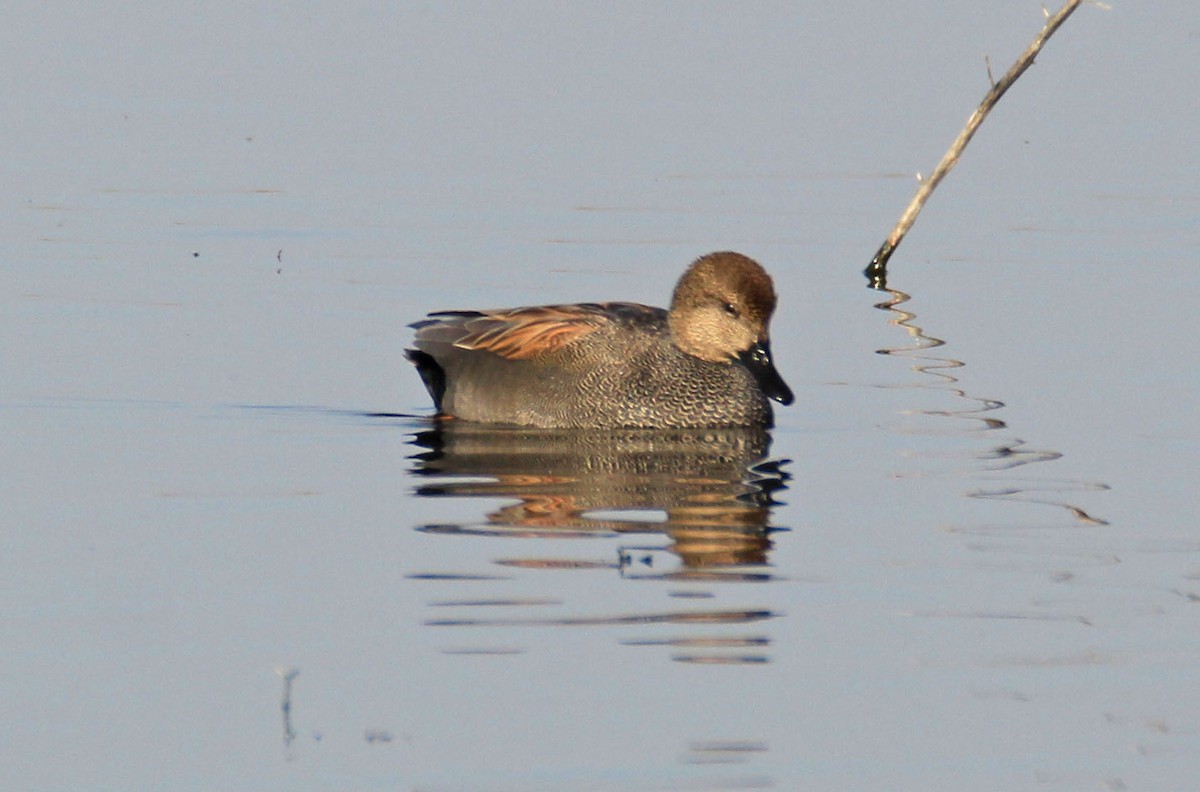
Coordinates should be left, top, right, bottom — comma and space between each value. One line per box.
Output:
738, 342, 794, 406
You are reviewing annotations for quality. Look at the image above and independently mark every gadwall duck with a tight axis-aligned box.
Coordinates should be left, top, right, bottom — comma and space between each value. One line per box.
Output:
405, 251, 793, 428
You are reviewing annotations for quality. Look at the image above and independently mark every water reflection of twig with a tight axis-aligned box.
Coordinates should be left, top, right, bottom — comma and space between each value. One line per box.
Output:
873, 285, 1108, 524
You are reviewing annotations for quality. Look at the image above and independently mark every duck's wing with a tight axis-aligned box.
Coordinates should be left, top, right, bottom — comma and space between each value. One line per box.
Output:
410, 303, 625, 361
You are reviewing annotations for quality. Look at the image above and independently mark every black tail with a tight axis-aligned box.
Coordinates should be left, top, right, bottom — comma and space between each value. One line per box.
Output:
405, 349, 446, 411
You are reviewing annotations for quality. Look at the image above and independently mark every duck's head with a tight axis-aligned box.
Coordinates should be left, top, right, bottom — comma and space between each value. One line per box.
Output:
668, 251, 794, 406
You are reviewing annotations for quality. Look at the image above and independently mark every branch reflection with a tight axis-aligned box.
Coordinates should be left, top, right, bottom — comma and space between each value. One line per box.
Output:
872, 282, 1108, 524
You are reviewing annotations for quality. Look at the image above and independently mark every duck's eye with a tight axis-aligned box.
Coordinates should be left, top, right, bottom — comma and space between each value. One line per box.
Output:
722, 302, 740, 318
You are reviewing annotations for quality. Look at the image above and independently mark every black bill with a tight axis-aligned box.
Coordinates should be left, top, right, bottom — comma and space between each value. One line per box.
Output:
738, 341, 794, 406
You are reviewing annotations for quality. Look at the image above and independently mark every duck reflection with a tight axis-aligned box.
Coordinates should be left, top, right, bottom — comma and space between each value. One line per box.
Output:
409, 423, 789, 576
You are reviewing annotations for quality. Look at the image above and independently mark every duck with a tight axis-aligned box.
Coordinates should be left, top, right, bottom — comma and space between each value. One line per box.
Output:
405, 251, 793, 429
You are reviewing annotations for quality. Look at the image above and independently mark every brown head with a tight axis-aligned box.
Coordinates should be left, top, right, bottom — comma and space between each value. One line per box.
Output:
668, 251, 794, 406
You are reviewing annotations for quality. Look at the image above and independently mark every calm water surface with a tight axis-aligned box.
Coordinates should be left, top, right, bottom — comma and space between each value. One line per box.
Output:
3, 4, 1199, 791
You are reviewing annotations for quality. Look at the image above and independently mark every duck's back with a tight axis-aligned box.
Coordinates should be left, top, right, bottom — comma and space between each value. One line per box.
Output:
407, 302, 772, 429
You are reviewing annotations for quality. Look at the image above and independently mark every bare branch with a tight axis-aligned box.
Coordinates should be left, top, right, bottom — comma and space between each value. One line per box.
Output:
865, 0, 1087, 288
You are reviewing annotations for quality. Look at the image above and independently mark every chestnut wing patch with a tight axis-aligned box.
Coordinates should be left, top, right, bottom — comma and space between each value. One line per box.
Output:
421, 304, 614, 361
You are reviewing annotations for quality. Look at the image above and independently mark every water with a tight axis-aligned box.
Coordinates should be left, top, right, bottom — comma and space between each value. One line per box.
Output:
3, 3, 1199, 790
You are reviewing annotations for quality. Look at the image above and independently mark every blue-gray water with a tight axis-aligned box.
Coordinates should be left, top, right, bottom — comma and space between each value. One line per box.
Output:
3, 4, 1199, 790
